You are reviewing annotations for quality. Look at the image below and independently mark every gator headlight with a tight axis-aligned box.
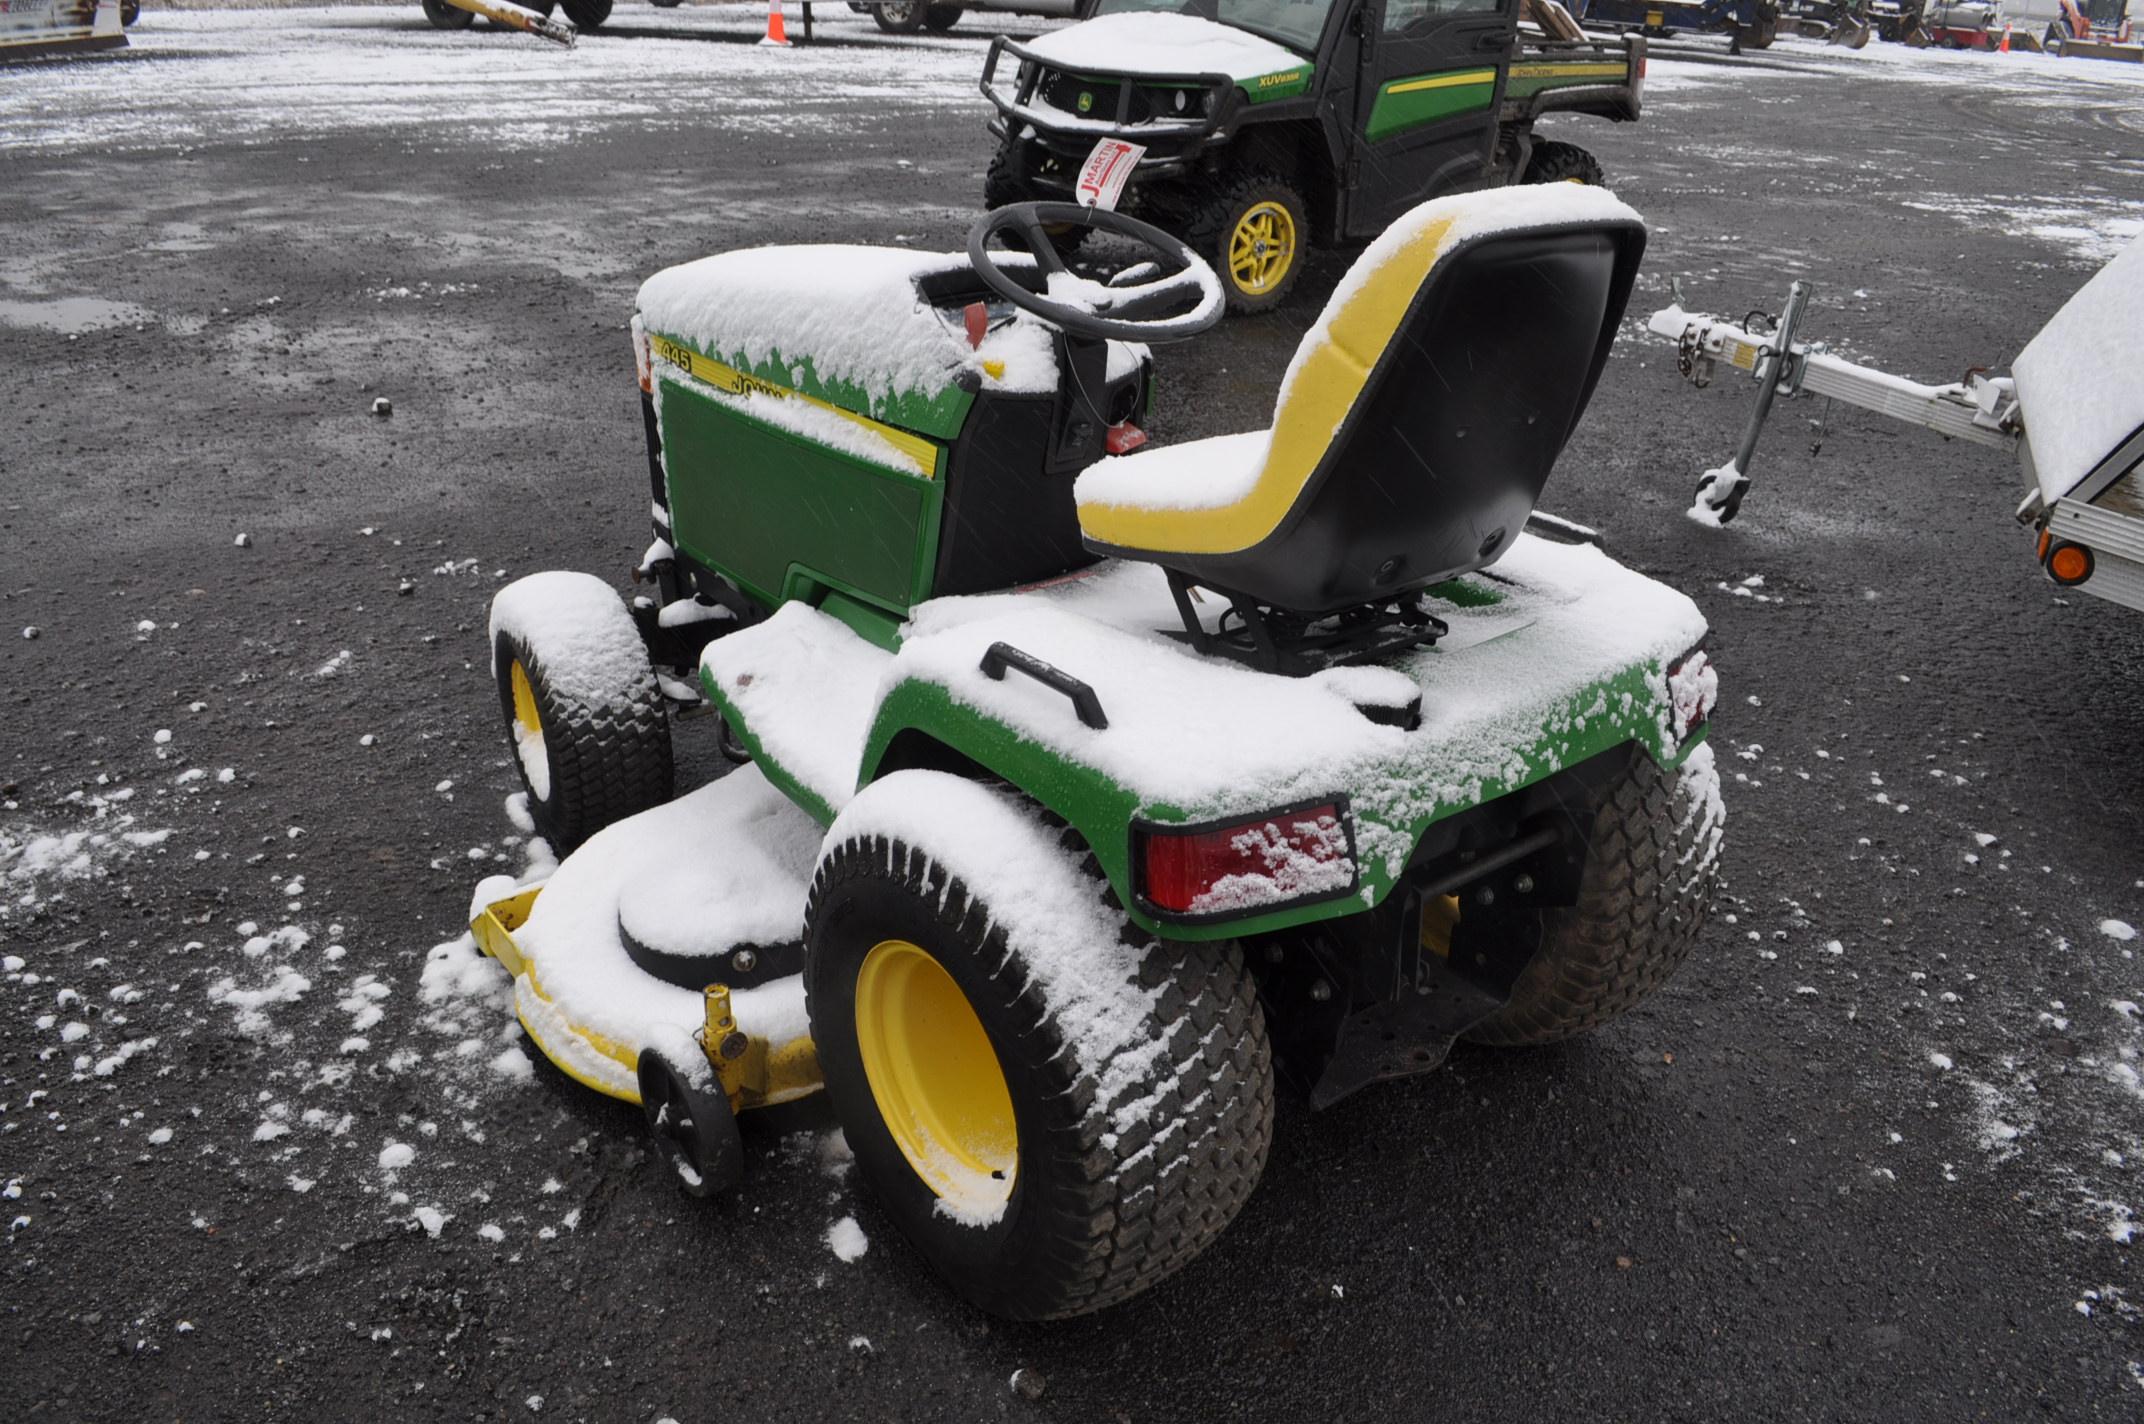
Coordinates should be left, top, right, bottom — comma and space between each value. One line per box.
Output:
1135, 799, 1357, 919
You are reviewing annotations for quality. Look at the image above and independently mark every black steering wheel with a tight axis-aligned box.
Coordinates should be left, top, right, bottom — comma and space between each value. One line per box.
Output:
966, 202, 1224, 344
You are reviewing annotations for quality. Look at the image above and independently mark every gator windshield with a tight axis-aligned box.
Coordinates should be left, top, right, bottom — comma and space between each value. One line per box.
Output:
1086, 0, 1338, 54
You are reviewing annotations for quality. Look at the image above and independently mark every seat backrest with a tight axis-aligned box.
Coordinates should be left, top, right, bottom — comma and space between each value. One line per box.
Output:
1143, 186, 1644, 615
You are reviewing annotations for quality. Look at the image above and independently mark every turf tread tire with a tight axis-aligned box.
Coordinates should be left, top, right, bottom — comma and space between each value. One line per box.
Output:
490, 583, 672, 856
804, 796, 1273, 1320
1464, 750, 1721, 1047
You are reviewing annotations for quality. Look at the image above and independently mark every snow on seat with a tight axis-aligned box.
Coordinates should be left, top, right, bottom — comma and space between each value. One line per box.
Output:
507, 765, 821, 1102
1073, 185, 1645, 616
699, 601, 894, 821
2014, 233, 2144, 505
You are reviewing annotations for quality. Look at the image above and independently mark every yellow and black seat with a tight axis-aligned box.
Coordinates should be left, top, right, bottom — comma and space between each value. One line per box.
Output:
1073, 186, 1646, 664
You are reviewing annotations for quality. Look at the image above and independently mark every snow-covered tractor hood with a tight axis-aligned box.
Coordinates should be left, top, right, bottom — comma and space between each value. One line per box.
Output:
1019, 12, 1313, 87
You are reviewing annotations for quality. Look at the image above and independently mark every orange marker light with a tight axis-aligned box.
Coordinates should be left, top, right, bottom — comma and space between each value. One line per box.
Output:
2047, 542, 2094, 587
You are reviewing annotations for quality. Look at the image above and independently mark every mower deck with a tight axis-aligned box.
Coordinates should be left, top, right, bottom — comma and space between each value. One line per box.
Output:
472, 766, 821, 1106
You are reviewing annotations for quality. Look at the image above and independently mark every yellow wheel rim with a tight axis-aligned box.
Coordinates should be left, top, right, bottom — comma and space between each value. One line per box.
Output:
509, 660, 541, 735
1227, 199, 1298, 298
854, 939, 1017, 1216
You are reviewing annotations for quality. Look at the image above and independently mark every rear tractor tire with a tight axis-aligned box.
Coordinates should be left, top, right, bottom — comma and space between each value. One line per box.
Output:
560, 0, 611, 27
490, 571, 674, 856
1181, 171, 1307, 315
421, 0, 477, 28
803, 771, 1275, 1320
1522, 138, 1605, 187
1464, 746, 1725, 1047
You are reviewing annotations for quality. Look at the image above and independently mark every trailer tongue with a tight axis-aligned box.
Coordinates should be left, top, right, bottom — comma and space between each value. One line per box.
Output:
1648, 234, 2144, 616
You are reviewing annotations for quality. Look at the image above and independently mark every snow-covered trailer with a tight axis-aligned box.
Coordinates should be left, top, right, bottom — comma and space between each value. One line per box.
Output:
0, 0, 125, 59
1649, 234, 2144, 615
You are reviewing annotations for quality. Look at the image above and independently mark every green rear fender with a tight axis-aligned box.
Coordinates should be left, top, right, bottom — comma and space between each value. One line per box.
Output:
853, 658, 1706, 944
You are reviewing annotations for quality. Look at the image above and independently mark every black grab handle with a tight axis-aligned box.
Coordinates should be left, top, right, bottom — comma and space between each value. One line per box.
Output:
978, 642, 1109, 730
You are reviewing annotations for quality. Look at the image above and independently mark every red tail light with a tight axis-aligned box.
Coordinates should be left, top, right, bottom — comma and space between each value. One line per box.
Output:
1137, 801, 1354, 918
1666, 648, 1717, 743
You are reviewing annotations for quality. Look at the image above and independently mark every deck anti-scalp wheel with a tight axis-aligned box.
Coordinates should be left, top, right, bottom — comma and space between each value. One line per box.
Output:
489, 571, 673, 855
803, 771, 1274, 1320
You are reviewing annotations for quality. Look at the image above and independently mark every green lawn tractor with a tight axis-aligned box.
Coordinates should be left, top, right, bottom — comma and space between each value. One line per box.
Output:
980, 0, 1645, 312
472, 183, 1725, 1320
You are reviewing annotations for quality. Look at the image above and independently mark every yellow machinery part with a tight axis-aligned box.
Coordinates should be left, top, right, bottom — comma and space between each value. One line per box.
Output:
469, 886, 822, 1110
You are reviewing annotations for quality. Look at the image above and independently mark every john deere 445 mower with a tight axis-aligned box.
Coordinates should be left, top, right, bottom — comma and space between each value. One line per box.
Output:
472, 184, 1725, 1320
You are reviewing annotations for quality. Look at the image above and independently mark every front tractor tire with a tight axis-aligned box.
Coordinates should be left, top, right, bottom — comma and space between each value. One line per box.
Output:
1465, 746, 1725, 1047
803, 771, 1274, 1320
1182, 171, 1307, 314
1522, 139, 1605, 188
421, 0, 477, 28
489, 571, 674, 856
922, 2, 961, 29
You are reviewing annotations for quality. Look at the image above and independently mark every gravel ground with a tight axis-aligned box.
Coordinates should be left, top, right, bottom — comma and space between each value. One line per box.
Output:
4, 9, 2144, 1420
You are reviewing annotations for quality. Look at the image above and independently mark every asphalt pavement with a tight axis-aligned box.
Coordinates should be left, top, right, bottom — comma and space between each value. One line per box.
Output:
3, 9, 2143, 1420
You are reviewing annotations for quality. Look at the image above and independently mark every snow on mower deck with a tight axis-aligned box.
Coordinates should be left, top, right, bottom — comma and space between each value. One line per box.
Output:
470, 766, 822, 1106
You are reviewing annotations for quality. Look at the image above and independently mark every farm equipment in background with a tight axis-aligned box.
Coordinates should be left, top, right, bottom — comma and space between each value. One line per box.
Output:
2038, 0, 2141, 58
1865, 0, 1931, 43
980, 0, 1645, 313
421, 0, 596, 41
1572, 0, 1781, 48
1780, 0, 1875, 45
1649, 233, 2144, 616
1920, 0, 2001, 46
0, 0, 125, 58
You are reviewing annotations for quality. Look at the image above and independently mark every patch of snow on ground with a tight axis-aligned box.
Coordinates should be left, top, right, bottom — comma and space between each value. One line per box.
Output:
2, 797, 173, 924
826, 1215, 868, 1263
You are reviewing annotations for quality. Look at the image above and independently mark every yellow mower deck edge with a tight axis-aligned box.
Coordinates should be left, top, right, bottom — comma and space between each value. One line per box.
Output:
470, 885, 823, 1111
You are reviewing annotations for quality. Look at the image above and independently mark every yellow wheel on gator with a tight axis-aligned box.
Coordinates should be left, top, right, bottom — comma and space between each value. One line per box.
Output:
803, 770, 1274, 1321
1189, 173, 1308, 314
854, 939, 1018, 1215
1228, 199, 1298, 302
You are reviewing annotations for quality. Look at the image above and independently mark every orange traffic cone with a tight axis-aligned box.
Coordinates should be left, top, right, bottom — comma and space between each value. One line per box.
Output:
759, 0, 790, 46
1999, 22, 2011, 50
